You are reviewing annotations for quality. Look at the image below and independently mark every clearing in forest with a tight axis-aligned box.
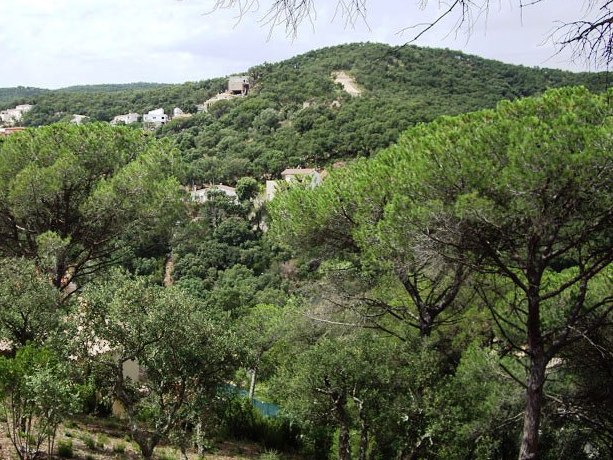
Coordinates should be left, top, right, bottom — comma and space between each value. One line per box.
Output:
332, 71, 361, 96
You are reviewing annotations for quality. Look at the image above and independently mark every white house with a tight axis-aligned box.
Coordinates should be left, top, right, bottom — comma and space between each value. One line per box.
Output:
142, 108, 168, 127
111, 112, 140, 125
190, 184, 238, 203
0, 104, 33, 125
71, 114, 89, 124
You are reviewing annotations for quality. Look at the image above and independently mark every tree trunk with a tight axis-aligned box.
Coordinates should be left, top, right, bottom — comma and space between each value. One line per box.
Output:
419, 310, 433, 337
519, 271, 546, 460
519, 346, 546, 460
334, 394, 352, 460
195, 422, 205, 456
132, 429, 159, 460
248, 367, 257, 401
358, 422, 368, 460
136, 439, 155, 460
338, 421, 352, 460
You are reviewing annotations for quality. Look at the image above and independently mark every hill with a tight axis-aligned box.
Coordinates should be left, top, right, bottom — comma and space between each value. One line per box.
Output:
8, 43, 611, 183
0, 82, 169, 108
157, 43, 610, 183
0, 86, 50, 104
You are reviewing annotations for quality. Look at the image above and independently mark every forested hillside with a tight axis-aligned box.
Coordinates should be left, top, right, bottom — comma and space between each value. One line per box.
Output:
0, 83, 167, 107
0, 44, 611, 460
160, 43, 609, 183
5, 43, 610, 183
0, 86, 49, 104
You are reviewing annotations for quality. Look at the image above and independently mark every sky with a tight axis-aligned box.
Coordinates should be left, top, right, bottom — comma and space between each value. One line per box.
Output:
0, 0, 604, 89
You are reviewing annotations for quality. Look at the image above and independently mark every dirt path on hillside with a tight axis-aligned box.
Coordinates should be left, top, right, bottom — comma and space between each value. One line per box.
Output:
332, 71, 361, 96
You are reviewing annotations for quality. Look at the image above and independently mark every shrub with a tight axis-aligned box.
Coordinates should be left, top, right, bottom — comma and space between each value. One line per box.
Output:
258, 449, 281, 460
57, 439, 74, 458
82, 434, 96, 450
219, 396, 300, 451
113, 442, 126, 453
157, 448, 177, 460
96, 434, 109, 449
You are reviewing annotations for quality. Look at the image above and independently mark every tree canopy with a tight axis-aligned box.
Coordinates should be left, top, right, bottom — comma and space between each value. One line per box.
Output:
0, 123, 183, 291
269, 86, 613, 459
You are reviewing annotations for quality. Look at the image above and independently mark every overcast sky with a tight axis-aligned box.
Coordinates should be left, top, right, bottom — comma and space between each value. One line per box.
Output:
0, 0, 604, 89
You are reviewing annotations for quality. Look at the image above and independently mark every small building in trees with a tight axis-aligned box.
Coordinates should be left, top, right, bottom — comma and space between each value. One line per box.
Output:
197, 92, 236, 112
265, 168, 324, 201
0, 104, 33, 125
70, 114, 89, 124
142, 108, 168, 127
172, 107, 191, 119
111, 112, 140, 125
228, 75, 250, 95
281, 168, 323, 185
190, 184, 238, 203
0, 127, 25, 136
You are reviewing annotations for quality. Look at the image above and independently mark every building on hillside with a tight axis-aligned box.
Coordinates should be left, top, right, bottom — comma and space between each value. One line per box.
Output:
111, 112, 140, 125
197, 92, 236, 112
0, 127, 25, 136
281, 168, 323, 186
265, 168, 324, 201
172, 107, 192, 120
142, 108, 168, 128
228, 76, 250, 95
0, 104, 33, 125
190, 184, 238, 203
71, 114, 89, 124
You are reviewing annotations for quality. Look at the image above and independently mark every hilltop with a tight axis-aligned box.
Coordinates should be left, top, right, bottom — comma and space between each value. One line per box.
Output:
2, 43, 609, 183
0, 83, 168, 106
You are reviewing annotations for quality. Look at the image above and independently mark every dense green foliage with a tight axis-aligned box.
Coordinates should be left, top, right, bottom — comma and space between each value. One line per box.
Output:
0, 44, 611, 460
0, 123, 183, 290
0, 83, 168, 109
0, 345, 80, 460
4, 43, 610, 185
269, 87, 613, 459
0, 86, 49, 105
18, 80, 225, 125
79, 272, 240, 460
163, 44, 610, 184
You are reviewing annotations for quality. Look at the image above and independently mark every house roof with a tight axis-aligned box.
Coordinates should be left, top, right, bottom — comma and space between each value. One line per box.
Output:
281, 168, 316, 176
191, 184, 237, 195
207, 184, 236, 194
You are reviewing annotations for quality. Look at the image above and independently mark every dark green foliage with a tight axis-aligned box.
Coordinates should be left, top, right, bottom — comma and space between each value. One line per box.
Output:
0, 86, 49, 106
269, 87, 613, 459
8, 43, 608, 186
219, 396, 300, 452
57, 439, 74, 458
0, 345, 80, 460
0, 123, 183, 289
19, 79, 224, 125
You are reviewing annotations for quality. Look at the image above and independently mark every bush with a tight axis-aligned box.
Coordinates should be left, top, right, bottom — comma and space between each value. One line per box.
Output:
96, 434, 109, 449
258, 449, 281, 460
157, 448, 177, 460
113, 442, 126, 453
57, 439, 74, 458
219, 396, 300, 451
82, 434, 96, 450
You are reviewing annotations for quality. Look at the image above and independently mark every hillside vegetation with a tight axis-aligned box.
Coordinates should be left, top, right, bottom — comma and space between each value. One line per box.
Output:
4, 43, 610, 183
0, 44, 611, 460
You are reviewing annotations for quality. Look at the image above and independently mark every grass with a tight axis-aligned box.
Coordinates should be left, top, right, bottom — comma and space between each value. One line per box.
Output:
112, 442, 126, 454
